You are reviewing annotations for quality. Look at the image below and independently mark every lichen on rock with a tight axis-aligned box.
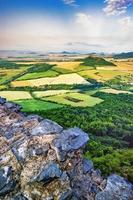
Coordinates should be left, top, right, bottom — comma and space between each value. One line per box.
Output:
0, 97, 133, 200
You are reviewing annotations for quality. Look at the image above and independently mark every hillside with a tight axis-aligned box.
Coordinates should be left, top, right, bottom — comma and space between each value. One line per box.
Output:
79, 56, 116, 68
114, 52, 133, 59
0, 97, 133, 200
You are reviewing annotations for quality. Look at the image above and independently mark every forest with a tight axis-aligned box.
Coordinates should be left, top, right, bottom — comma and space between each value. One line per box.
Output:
25, 92, 133, 181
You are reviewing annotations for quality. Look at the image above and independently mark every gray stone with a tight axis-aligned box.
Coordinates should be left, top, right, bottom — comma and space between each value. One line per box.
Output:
24, 114, 43, 122
0, 166, 16, 196
4, 102, 22, 112
82, 158, 93, 174
53, 128, 89, 161
11, 140, 27, 164
28, 145, 49, 157
1, 98, 133, 200
0, 97, 6, 105
31, 119, 63, 136
59, 190, 72, 200
12, 193, 29, 200
96, 174, 133, 200
32, 161, 62, 183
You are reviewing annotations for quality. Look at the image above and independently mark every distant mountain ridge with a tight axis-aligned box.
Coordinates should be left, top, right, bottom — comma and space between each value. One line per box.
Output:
113, 52, 133, 59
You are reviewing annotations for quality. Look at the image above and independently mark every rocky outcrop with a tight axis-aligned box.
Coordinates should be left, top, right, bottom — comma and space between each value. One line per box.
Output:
0, 97, 133, 200
96, 174, 133, 200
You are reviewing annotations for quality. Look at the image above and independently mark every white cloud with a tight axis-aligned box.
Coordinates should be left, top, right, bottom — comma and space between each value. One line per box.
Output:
75, 13, 107, 37
62, 0, 76, 5
75, 13, 92, 27
118, 16, 133, 28
103, 0, 133, 16
1, 12, 133, 53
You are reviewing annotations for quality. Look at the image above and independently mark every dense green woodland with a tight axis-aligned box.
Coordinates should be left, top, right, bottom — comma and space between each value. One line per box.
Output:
113, 52, 133, 59
0, 60, 20, 69
78, 56, 116, 68
30, 92, 133, 147
26, 92, 133, 181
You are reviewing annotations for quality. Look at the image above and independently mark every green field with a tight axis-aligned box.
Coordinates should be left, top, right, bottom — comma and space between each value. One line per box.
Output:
33, 90, 74, 98
17, 70, 59, 80
44, 92, 103, 107
0, 67, 28, 85
15, 99, 63, 112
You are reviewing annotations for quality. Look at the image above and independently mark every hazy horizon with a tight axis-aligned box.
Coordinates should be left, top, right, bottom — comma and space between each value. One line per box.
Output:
1, 0, 133, 53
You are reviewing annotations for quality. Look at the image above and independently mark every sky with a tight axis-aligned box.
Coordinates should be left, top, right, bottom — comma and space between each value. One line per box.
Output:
0, 0, 133, 53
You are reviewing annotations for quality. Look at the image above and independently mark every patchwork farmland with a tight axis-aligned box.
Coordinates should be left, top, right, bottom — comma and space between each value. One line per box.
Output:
0, 55, 133, 182
11, 73, 90, 87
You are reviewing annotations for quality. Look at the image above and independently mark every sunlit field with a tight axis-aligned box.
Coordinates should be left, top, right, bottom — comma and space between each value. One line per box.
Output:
100, 88, 132, 94
78, 69, 130, 82
0, 67, 28, 84
0, 91, 32, 101
15, 99, 63, 112
51, 61, 81, 71
17, 70, 59, 80
33, 90, 77, 98
11, 73, 89, 87
44, 92, 103, 107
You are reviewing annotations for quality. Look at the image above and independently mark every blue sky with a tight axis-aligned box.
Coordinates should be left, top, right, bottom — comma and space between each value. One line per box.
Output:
0, 0, 104, 19
0, 0, 133, 52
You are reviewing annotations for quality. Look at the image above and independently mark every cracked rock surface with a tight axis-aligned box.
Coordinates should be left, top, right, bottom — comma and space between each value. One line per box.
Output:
0, 97, 133, 200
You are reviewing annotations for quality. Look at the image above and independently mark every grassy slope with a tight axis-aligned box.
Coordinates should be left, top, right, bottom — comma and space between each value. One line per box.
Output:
33, 90, 74, 98
44, 92, 103, 107
0, 67, 28, 85
79, 56, 116, 67
78, 69, 129, 82
17, 70, 59, 80
15, 99, 64, 112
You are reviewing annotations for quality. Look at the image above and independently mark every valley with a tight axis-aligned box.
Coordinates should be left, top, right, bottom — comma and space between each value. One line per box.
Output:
0, 54, 133, 181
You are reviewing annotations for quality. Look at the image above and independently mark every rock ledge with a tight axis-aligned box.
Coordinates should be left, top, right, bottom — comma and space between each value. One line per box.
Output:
0, 97, 133, 200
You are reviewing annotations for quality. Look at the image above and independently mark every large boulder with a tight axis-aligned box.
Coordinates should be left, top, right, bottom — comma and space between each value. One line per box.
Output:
31, 161, 62, 183
0, 97, 6, 105
0, 166, 16, 196
53, 127, 89, 161
96, 174, 133, 200
0, 97, 133, 200
31, 119, 63, 136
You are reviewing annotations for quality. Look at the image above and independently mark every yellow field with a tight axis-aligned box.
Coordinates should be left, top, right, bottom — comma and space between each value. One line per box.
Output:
33, 90, 76, 98
51, 61, 81, 71
0, 91, 33, 101
0, 67, 28, 85
11, 73, 89, 87
100, 88, 132, 94
113, 61, 133, 72
78, 69, 130, 82
15, 61, 46, 65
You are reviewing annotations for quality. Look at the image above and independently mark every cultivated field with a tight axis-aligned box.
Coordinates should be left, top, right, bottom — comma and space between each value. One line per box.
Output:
15, 99, 63, 112
51, 61, 81, 71
78, 69, 130, 82
12, 73, 89, 87
100, 88, 132, 94
44, 92, 103, 107
0, 67, 28, 85
17, 70, 59, 80
113, 61, 133, 72
33, 90, 77, 98
0, 91, 32, 101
